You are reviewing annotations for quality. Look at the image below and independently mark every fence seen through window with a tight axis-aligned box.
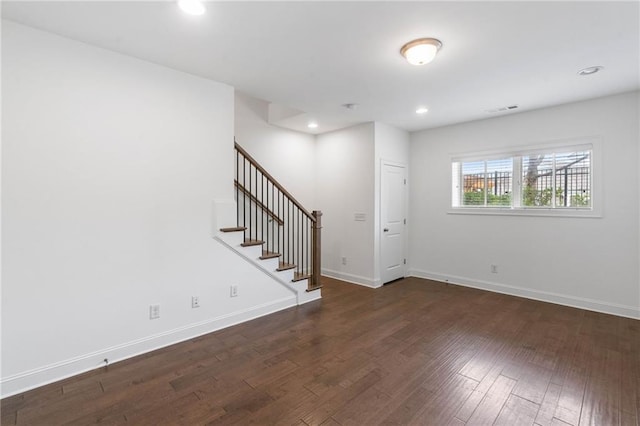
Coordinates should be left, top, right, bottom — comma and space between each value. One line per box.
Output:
453, 148, 591, 209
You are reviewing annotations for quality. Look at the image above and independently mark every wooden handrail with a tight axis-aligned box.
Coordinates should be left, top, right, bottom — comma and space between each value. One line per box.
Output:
235, 142, 316, 222
235, 141, 321, 293
234, 180, 284, 226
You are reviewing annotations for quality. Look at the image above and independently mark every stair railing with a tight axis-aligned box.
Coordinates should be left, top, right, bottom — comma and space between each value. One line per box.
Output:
234, 142, 322, 291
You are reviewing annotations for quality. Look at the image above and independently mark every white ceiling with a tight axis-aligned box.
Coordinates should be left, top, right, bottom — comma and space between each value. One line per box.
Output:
2, 1, 639, 134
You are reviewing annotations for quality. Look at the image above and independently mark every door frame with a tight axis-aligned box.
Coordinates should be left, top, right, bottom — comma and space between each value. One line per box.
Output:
379, 159, 408, 285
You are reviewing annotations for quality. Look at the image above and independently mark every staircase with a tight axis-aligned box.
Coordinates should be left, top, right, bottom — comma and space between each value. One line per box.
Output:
215, 142, 322, 305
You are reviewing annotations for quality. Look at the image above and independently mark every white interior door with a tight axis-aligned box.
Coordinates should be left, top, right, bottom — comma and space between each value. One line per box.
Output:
381, 163, 406, 284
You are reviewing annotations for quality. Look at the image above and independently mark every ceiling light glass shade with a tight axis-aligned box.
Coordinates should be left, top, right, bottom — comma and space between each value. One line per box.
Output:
416, 107, 429, 114
400, 38, 442, 66
307, 122, 318, 129
178, 0, 206, 16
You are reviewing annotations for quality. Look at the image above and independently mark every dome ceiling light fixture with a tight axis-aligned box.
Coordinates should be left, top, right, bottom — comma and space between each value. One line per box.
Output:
400, 38, 442, 66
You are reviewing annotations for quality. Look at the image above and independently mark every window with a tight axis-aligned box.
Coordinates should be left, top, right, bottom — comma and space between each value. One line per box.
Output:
455, 158, 513, 207
452, 143, 593, 212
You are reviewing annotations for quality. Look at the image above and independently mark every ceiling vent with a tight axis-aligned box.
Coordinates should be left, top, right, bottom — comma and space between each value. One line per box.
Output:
486, 105, 519, 114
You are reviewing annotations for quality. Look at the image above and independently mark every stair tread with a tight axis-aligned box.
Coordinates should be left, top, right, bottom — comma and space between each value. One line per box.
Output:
260, 251, 282, 260
277, 262, 296, 271
306, 285, 323, 292
292, 272, 311, 282
220, 226, 246, 232
241, 240, 264, 247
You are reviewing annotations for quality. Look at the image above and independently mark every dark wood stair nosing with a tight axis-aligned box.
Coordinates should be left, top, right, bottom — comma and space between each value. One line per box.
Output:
241, 240, 264, 247
306, 285, 322, 292
292, 273, 311, 282
260, 251, 282, 260
220, 226, 246, 233
277, 262, 296, 272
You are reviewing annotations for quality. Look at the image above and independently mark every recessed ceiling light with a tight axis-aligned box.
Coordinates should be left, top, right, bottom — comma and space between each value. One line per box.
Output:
400, 38, 442, 66
416, 107, 429, 114
178, 0, 206, 16
307, 122, 318, 129
577, 66, 604, 76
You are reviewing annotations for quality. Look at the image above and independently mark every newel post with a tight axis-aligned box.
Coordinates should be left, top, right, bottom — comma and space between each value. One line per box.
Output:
311, 210, 323, 290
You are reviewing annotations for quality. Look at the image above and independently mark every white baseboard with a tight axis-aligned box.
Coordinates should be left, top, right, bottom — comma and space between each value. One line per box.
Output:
407, 269, 640, 320
322, 269, 382, 288
0, 297, 296, 398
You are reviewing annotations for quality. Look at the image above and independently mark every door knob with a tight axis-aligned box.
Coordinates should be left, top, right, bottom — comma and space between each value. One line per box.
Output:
383, 228, 389, 232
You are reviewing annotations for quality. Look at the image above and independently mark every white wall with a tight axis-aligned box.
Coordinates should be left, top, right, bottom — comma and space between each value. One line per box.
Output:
235, 105, 410, 289
316, 123, 376, 286
373, 122, 410, 285
4, 21, 636, 401
1, 21, 295, 397
234, 92, 316, 209
409, 91, 640, 319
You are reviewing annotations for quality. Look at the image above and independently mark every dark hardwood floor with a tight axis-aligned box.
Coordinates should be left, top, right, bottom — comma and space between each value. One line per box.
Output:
2, 277, 639, 425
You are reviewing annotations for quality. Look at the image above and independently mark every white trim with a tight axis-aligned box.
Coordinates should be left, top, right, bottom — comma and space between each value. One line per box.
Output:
449, 136, 602, 217
407, 269, 640, 320
0, 296, 296, 398
449, 137, 598, 163
447, 208, 602, 218
379, 159, 408, 169
379, 159, 409, 285
322, 268, 382, 288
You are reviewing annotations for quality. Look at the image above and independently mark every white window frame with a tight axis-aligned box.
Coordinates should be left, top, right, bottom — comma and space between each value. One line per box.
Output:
449, 137, 602, 218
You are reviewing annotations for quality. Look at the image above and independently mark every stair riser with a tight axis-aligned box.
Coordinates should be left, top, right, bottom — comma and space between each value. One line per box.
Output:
258, 257, 280, 272
298, 289, 322, 304
238, 244, 263, 259
274, 269, 294, 283
290, 278, 309, 292
218, 230, 244, 247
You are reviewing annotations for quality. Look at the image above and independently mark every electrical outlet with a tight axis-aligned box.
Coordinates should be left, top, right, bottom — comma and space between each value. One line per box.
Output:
230, 285, 238, 298
491, 264, 498, 274
192, 296, 200, 308
149, 304, 160, 319
341, 257, 347, 265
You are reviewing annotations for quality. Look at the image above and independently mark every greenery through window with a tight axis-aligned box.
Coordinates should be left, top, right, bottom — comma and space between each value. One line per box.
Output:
521, 151, 591, 208
452, 146, 592, 210
460, 158, 512, 207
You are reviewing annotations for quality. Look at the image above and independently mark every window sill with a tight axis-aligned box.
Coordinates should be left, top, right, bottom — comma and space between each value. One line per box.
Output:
447, 207, 602, 218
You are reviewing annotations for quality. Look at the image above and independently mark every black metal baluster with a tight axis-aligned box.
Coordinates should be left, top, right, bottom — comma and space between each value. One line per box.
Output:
243, 154, 246, 238
298, 209, 301, 276
249, 163, 252, 240
251, 167, 258, 240
236, 150, 239, 227
261, 173, 264, 246
289, 200, 292, 267
273, 184, 276, 254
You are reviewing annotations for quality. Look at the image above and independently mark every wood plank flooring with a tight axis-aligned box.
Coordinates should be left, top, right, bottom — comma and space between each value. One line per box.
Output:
2, 277, 639, 425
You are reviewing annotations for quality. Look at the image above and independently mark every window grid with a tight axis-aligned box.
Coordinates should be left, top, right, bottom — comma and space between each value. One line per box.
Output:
453, 148, 592, 210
